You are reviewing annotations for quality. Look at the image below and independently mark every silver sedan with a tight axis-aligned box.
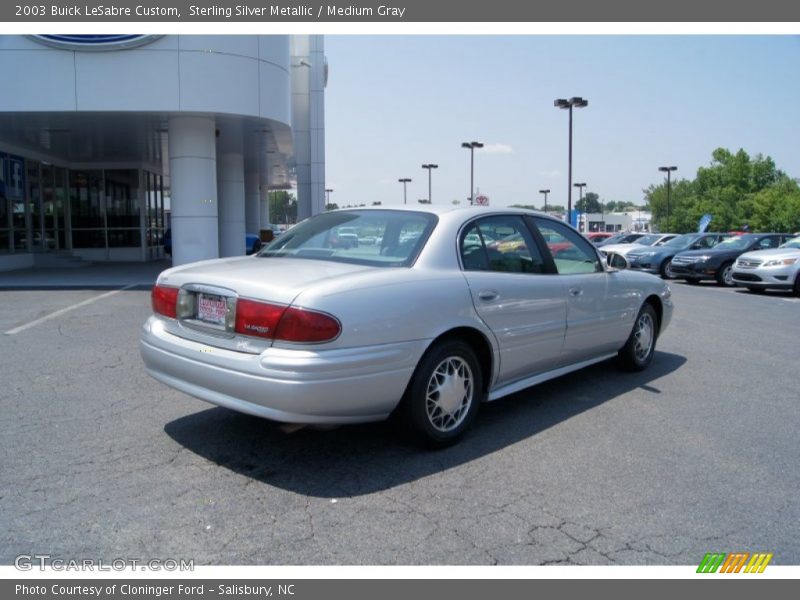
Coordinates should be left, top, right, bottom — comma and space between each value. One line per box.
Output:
140, 207, 673, 446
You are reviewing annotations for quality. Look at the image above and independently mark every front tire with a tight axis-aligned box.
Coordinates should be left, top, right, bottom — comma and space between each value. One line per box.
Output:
660, 258, 675, 279
794, 273, 800, 297
618, 303, 658, 371
716, 262, 735, 287
400, 340, 483, 447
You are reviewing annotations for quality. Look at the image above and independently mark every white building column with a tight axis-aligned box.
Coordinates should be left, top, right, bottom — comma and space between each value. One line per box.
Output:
259, 149, 271, 231
291, 34, 326, 221
244, 169, 260, 234
216, 128, 246, 257
168, 116, 218, 266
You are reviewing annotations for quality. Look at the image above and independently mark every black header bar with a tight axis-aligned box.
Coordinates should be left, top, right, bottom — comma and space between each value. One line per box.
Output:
3, 0, 800, 22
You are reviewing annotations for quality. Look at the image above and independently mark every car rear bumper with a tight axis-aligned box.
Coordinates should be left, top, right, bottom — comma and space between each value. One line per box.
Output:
140, 316, 428, 424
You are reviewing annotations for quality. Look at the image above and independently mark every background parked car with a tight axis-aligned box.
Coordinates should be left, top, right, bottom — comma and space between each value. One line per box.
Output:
669, 233, 790, 286
164, 229, 263, 256
596, 232, 646, 248
585, 232, 614, 245
599, 233, 678, 258
732, 236, 800, 294
627, 232, 732, 279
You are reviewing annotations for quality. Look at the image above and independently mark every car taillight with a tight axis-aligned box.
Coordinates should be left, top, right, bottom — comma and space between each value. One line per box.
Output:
235, 298, 287, 339
152, 285, 179, 318
234, 299, 341, 343
274, 307, 341, 343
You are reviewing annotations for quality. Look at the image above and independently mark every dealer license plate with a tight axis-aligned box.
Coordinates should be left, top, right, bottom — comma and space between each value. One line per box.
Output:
197, 293, 227, 325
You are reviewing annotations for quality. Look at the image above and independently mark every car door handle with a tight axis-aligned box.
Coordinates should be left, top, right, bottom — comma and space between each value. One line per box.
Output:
568, 287, 582, 297
478, 289, 499, 301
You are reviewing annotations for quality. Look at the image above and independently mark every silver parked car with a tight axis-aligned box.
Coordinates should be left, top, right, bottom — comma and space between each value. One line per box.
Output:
732, 236, 800, 294
140, 207, 673, 446
599, 233, 678, 258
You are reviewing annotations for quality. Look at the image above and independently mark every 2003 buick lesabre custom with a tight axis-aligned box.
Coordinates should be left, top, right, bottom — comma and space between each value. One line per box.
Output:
140, 207, 673, 446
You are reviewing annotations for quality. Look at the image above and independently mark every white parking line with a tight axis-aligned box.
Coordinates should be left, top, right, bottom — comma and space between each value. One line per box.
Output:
3, 285, 136, 335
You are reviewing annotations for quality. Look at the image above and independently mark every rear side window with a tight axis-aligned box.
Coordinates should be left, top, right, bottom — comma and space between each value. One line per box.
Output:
757, 236, 781, 249
698, 236, 719, 249
460, 216, 546, 274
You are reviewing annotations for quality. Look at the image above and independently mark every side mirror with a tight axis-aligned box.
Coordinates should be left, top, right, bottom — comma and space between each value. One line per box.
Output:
689, 243, 702, 250
606, 252, 629, 270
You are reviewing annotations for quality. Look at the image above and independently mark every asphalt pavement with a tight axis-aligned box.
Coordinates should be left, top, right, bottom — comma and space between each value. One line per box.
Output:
1, 278, 798, 565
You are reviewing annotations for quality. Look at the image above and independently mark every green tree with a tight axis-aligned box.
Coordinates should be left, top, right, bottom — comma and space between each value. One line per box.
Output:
644, 148, 790, 233
269, 191, 297, 224
576, 192, 602, 213
749, 177, 800, 233
325, 202, 339, 211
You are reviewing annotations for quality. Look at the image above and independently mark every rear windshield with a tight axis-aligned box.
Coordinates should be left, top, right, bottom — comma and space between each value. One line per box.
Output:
258, 210, 438, 267
714, 236, 752, 250
635, 234, 663, 246
664, 234, 701, 248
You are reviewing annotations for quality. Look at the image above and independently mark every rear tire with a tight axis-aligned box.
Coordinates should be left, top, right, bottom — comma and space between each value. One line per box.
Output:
716, 262, 735, 287
618, 303, 658, 371
399, 340, 483, 448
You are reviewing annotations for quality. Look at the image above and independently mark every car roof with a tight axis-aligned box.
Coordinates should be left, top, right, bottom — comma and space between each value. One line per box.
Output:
331, 204, 545, 217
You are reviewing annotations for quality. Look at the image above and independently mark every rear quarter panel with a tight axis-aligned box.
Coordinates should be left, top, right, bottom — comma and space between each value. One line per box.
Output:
279, 268, 496, 352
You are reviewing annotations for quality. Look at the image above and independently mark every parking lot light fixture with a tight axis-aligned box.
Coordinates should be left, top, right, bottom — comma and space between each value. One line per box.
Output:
325, 188, 333, 206
398, 178, 412, 205
422, 164, 438, 203
554, 97, 588, 222
461, 141, 484, 204
658, 166, 678, 230
539, 189, 550, 213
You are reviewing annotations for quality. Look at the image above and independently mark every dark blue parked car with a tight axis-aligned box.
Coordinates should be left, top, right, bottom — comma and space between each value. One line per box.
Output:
164, 229, 262, 257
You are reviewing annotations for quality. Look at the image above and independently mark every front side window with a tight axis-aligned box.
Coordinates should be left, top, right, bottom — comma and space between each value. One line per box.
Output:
259, 210, 436, 267
460, 215, 545, 274
533, 218, 602, 274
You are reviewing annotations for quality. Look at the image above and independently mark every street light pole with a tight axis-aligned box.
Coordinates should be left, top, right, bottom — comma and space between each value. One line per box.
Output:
658, 166, 678, 230
398, 178, 411, 205
554, 97, 588, 225
325, 188, 333, 207
539, 189, 550, 213
422, 164, 438, 203
461, 141, 484, 204
573, 182, 586, 231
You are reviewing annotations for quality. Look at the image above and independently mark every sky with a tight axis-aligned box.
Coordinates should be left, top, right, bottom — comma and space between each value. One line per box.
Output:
323, 35, 800, 209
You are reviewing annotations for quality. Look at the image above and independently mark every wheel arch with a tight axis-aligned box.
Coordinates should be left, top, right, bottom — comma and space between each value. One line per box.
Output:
643, 294, 664, 335
424, 327, 495, 396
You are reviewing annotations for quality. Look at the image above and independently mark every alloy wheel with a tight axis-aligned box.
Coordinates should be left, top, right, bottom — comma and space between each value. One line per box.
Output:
633, 312, 655, 363
425, 356, 474, 433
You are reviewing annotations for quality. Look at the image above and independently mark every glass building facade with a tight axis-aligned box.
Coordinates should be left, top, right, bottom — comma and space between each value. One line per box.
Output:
0, 152, 164, 259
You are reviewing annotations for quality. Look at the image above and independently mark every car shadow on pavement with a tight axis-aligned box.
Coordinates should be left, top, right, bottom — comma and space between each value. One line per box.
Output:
164, 351, 686, 497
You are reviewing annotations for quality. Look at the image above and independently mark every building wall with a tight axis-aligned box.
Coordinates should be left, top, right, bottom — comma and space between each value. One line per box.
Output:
0, 35, 291, 124
0, 34, 324, 270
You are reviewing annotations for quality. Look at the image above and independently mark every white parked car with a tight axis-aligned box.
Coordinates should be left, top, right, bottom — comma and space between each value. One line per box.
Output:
140, 207, 673, 446
600, 233, 678, 258
732, 236, 800, 294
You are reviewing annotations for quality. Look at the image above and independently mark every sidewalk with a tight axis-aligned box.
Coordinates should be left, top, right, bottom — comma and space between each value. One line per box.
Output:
0, 260, 171, 290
